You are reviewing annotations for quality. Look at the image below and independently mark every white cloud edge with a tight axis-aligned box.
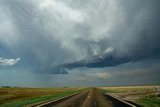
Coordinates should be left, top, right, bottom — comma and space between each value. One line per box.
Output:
0, 58, 20, 66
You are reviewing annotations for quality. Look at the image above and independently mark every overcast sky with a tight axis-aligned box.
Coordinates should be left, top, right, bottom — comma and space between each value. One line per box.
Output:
0, 0, 160, 87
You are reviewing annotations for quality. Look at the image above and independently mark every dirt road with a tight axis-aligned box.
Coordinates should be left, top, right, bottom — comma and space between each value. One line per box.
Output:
39, 88, 135, 107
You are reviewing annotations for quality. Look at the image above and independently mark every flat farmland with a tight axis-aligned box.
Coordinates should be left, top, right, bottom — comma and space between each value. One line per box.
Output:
0, 87, 82, 107
1, 86, 160, 107
99, 85, 160, 107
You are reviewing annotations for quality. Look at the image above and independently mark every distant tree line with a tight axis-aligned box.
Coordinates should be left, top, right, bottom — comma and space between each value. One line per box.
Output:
1, 86, 22, 88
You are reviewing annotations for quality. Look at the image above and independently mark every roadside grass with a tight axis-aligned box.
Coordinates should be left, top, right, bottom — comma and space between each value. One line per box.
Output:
99, 86, 160, 107
99, 86, 159, 93
98, 88, 126, 93
136, 95, 160, 107
0, 88, 81, 107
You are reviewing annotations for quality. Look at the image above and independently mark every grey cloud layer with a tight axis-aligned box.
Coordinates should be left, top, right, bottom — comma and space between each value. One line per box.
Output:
0, 0, 160, 74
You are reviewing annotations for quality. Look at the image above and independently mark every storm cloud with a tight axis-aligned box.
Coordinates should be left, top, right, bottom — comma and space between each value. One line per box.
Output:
0, 0, 160, 86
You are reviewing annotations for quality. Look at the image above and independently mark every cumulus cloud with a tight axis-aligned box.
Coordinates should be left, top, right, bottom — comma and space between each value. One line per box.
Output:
0, 58, 20, 66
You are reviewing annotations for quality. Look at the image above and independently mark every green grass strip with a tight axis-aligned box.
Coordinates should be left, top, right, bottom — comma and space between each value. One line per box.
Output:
136, 95, 160, 107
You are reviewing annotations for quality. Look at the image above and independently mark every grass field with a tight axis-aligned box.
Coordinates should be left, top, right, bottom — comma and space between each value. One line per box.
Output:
136, 95, 160, 107
1, 86, 160, 107
0, 87, 82, 107
100, 85, 160, 92
99, 85, 160, 107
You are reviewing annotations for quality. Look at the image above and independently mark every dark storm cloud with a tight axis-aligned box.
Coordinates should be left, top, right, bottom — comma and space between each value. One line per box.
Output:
0, 0, 160, 74
59, 0, 160, 71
